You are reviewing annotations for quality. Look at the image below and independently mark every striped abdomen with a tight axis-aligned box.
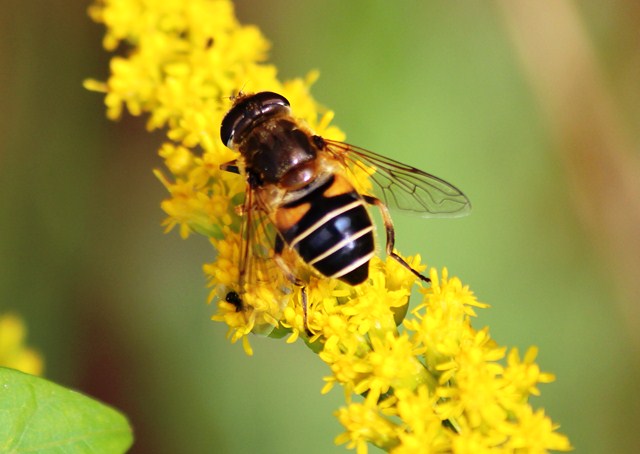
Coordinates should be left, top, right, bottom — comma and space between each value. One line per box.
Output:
275, 174, 375, 285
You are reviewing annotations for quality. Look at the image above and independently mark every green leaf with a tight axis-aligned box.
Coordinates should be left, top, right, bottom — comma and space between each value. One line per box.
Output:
0, 367, 133, 453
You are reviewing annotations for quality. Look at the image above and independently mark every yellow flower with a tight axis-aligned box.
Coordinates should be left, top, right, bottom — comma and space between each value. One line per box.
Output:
354, 332, 426, 403
504, 406, 573, 452
0, 314, 44, 376
89, 0, 571, 451
503, 346, 556, 400
392, 386, 450, 454
335, 398, 398, 454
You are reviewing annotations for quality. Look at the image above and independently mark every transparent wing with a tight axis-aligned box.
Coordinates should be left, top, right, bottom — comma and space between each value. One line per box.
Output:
231, 184, 291, 335
323, 138, 471, 218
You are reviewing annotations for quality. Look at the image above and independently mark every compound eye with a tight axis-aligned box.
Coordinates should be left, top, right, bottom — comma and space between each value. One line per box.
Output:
220, 92, 290, 147
220, 108, 242, 147
254, 91, 290, 110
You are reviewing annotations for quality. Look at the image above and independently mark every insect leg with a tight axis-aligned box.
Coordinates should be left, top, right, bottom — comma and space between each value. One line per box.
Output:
273, 236, 302, 285
274, 236, 311, 334
363, 195, 430, 283
300, 286, 311, 336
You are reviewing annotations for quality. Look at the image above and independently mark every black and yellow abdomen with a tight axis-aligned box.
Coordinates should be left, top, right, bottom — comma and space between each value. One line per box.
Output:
275, 174, 375, 285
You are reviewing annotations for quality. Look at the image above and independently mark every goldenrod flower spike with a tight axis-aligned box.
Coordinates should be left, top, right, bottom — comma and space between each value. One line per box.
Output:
88, 0, 571, 451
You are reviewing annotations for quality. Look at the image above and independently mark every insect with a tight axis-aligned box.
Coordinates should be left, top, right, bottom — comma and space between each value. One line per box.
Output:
220, 91, 470, 328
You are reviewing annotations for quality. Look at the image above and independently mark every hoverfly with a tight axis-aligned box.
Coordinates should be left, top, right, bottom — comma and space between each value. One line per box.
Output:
220, 91, 470, 332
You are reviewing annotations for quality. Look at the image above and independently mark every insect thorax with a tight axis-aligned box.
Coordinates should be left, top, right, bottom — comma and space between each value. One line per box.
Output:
241, 117, 318, 187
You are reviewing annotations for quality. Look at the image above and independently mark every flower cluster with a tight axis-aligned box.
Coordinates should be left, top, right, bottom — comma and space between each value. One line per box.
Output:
332, 269, 571, 453
0, 314, 44, 376
88, 0, 571, 451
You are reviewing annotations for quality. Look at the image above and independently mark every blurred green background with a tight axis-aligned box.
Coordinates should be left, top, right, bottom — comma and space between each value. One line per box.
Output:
2, 0, 639, 452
